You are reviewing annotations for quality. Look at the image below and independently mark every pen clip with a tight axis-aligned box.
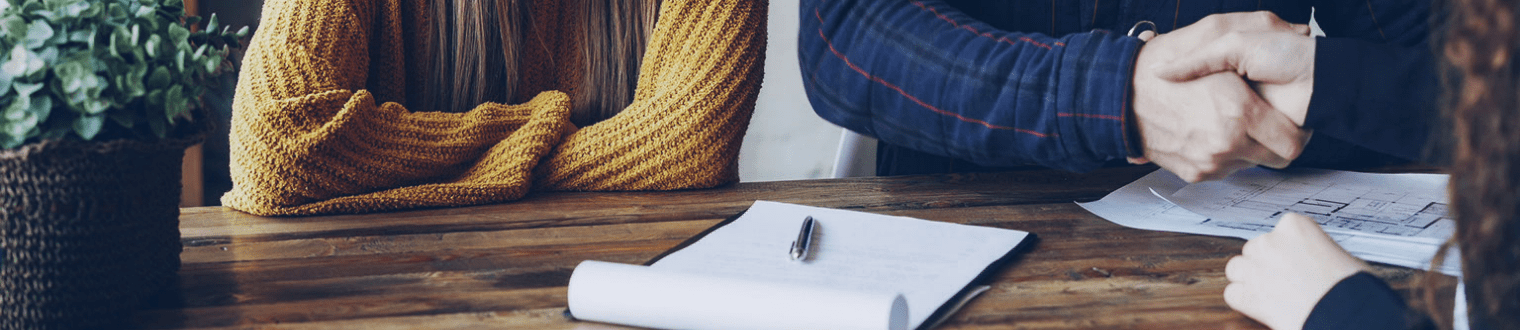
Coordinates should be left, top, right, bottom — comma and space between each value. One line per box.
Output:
790, 216, 816, 262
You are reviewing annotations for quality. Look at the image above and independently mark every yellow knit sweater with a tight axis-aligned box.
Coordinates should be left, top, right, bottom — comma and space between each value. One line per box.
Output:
223, 0, 767, 216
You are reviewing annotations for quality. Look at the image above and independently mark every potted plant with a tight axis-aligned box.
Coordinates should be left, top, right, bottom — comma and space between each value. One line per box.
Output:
0, 0, 245, 328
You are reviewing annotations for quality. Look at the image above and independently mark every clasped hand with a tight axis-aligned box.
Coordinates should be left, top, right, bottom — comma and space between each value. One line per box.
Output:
1130, 12, 1318, 182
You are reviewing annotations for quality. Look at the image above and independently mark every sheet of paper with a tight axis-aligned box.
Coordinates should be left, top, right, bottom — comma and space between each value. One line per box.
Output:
1079, 169, 1460, 275
1169, 168, 1454, 243
568, 260, 908, 330
646, 201, 1030, 329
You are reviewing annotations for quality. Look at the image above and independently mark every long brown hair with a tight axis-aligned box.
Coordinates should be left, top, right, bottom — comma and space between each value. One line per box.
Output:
422, 0, 661, 126
1428, 0, 1520, 328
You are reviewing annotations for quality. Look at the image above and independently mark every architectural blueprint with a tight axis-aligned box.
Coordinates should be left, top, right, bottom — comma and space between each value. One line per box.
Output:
1078, 168, 1459, 275
1168, 168, 1454, 241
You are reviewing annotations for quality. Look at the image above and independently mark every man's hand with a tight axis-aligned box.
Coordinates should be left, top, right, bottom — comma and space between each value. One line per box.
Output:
1155, 26, 1318, 126
1224, 213, 1371, 330
1130, 11, 1312, 182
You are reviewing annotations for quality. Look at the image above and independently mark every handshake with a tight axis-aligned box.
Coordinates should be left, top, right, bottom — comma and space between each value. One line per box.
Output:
1129, 12, 1318, 182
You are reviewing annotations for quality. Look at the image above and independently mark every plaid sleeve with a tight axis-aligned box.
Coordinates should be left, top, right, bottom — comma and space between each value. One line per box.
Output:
799, 0, 1141, 172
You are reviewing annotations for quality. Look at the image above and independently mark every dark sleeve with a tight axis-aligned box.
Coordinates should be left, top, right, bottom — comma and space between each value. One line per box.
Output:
1306, 0, 1438, 162
1304, 272, 1434, 330
798, 0, 1142, 172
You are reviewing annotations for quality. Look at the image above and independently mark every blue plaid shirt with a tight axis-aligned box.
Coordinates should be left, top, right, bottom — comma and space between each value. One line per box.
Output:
802, 0, 1436, 174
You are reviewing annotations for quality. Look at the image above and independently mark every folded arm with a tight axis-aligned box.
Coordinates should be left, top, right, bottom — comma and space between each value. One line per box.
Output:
224, 0, 571, 215
536, 0, 768, 191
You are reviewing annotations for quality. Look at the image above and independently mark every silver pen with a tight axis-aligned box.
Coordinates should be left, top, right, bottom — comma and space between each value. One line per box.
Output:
789, 216, 817, 261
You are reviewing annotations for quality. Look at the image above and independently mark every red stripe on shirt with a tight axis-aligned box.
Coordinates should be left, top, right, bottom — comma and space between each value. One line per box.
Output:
815, 9, 1052, 138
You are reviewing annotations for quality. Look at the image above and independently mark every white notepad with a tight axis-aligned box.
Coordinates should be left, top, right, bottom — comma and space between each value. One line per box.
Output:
567, 201, 1035, 330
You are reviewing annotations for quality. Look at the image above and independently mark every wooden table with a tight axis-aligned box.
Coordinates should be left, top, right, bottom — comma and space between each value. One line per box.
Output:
132, 166, 1453, 329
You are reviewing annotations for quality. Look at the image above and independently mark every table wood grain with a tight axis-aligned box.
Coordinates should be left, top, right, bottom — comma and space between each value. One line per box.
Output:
132, 166, 1456, 329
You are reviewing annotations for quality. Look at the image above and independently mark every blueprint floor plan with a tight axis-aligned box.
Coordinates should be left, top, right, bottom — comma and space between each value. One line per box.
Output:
1168, 168, 1454, 240
1079, 168, 1459, 275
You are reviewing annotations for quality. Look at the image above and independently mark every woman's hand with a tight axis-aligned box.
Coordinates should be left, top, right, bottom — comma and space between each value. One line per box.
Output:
1224, 213, 1371, 329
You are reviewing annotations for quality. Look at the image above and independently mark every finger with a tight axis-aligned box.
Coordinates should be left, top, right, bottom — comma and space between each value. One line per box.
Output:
1282, 212, 1335, 241
1186, 156, 1260, 182
1274, 213, 1303, 234
1153, 36, 1248, 82
1138, 30, 1157, 42
1225, 255, 1251, 282
1243, 100, 1310, 162
1241, 232, 1268, 257
1127, 156, 1151, 165
1170, 162, 1230, 183
1289, 23, 1311, 35
1234, 139, 1292, 169
1222, 282, 1251, 312
1281, 213, 1315, 228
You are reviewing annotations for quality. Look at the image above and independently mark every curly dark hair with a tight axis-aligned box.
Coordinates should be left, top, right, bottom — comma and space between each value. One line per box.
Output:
1428, 0, 1520, 328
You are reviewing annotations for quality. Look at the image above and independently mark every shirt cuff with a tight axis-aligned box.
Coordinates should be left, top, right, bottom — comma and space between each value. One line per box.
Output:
1053, 31, 1142, 168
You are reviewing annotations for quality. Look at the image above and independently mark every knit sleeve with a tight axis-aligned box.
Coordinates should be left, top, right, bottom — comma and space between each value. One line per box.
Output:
535, 0, 768, 191
222, 0, 573, 216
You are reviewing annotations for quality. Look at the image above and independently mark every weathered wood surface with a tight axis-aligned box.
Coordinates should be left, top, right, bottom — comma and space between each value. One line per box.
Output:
132, 166, 1455, 329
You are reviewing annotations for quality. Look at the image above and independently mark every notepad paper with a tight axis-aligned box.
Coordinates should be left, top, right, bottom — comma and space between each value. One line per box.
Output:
567, 201, 1033, 330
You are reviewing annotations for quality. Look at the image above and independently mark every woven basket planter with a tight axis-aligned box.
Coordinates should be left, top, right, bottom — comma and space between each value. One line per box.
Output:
0, 136, 199, 330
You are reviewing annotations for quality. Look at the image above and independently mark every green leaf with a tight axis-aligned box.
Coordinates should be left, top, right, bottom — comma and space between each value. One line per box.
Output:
19, 1, 41, 15
109, 25, 130, 58
3, 112, 37, 139
235, 26, 250, 38
1, 16, 26, 43
203, 54, 220, 73
13, 82, 42, 96
68, 27, 91, 44
143, 33, 159, 58
1, 45, 41, 77
169, 19, 189, 44
122, 63, 146, 97
146, 111, 165, 138
56, 0, 87, 17
145, 88, 162, 106
27, 94, 50, 123
146, 65, 168, 88
78, 1, 99, 18
34, 46, 54, 65
163, 83, 183, 119
205, 13, 218, 37
106, 3, 126, 20
54, 59, 87, 92
2, 95, 27, 120
72, 113, 102, 139
23, 20, 52, 49
0, 62, 12, 93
